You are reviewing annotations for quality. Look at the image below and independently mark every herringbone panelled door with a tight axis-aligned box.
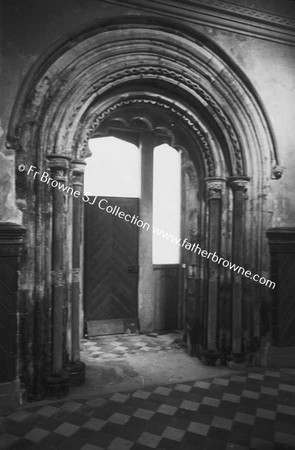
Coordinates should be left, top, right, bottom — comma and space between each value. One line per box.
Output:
84, 197, 139, 335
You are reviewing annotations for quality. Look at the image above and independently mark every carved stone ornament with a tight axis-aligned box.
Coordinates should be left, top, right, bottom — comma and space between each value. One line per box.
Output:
229, 176, 250, 193
208, 183, 222, 199
205, 178, 225, 199
76, 97, 215, 176
69, 65, 241, 171
72, 268, 80, 283
272, 165, 285, 180
72, 160, 86, 187
47, 155, 71, 182
51, 270, 65, 287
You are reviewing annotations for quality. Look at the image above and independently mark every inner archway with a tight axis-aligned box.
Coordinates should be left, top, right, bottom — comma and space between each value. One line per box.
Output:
83, 137, 183, 337
83, 137, 141, 336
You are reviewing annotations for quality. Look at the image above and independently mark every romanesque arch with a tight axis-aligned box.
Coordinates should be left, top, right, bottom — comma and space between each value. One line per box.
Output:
7, 17, 278, 396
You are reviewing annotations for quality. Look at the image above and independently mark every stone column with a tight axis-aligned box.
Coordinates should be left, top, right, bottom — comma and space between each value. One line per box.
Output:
138, 132, 155, 332
205, 178, 225, 351
71, 161, 85, 362
47, 155, 71, 375
229, 176, 250, 355
0, 223, 26, 408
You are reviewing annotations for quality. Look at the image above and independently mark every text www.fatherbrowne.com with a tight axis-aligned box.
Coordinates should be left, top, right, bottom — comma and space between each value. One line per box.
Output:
19, 164, 276, 290
153, 228, 275, 290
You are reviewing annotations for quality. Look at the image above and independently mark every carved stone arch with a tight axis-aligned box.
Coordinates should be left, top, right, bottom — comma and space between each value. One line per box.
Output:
74, 95, 219, 178
8, 17, 278, 180
7, 16, 279, 396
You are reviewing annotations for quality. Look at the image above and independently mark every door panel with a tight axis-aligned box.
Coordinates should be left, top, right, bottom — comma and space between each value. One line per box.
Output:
84, 197, 139, 336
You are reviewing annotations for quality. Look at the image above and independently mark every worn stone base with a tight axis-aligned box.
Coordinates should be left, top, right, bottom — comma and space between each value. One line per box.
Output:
69, 361, 86, 386
46, 374, 70, 399
0, 379, 22, 410
227, 360, 248, 371
263, 346, 295, 368
201, 349, 221, 366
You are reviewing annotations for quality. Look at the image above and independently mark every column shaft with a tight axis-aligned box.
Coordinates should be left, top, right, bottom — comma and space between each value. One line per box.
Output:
48, 155, 70, 375
138, 132, 155, 332
71, 161, 85, 362
230, 176, 249, 355
205, 178, 224, 350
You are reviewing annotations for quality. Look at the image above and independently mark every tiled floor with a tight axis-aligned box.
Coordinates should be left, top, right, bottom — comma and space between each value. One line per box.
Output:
81, 331, 186, 361
1, 368, 295, 449
76, 332, 233, 397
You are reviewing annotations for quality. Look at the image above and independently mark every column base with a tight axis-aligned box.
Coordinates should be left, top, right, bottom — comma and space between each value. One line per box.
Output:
201, 349, 221, 366
0, 379, 22, 410
46, 373, 70, 399
69, 361, 86, 386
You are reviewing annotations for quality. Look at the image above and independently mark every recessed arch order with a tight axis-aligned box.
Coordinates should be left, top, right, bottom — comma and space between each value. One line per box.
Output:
8, 17, 277, 180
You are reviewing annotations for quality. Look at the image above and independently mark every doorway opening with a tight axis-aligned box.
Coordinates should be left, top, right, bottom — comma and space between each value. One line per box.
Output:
83, 136, 184, 337
84, 137, 141, 337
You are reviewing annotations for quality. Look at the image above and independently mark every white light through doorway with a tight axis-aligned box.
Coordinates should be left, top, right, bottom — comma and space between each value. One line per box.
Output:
85, 138, 181, 265
85, 137, 141, 197
153, 144, 181, 264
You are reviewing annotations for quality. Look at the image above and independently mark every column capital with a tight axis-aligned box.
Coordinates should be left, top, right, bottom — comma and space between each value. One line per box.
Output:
228, 176, 250, 192
72, 160, 86, 187
205, 177, 226, 199
47, 154, 71, 181
72, 160, 86, 175
47, 154, 71, 169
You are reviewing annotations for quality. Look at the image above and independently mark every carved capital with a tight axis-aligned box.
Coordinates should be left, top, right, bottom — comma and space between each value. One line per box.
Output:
205, 177, 226, 199
47, 154, 71, 182
229, 176, 250, 193
72, 160, 86, 187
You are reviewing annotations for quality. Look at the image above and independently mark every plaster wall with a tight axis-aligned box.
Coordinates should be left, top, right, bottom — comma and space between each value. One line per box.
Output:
0, 0, 294, 228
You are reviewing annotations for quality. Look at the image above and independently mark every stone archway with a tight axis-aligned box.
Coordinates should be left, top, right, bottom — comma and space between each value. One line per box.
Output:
8, 17, 278, 397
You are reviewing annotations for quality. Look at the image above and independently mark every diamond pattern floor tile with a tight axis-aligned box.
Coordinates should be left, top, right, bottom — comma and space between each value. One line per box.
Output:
1, 334, 295, 449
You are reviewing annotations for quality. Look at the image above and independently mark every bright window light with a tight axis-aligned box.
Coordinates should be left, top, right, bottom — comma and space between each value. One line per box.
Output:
85, 137, 141, 197
153, 144, 181, 264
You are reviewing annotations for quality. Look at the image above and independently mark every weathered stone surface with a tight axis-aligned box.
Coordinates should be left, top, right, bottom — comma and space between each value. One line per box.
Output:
0, 152, 22, 223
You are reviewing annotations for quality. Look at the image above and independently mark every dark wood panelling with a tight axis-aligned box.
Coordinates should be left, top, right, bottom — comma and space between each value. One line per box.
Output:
0, 223, 26, 383
278, 253, 295, 346
267, 227, 295, 348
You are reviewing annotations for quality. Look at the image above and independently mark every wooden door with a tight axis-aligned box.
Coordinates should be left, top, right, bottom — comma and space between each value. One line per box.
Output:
84, 197, 139, 336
